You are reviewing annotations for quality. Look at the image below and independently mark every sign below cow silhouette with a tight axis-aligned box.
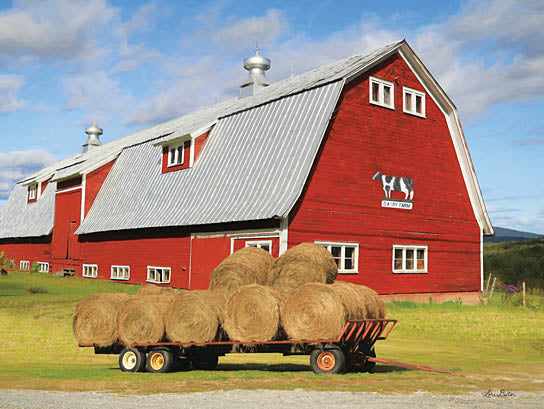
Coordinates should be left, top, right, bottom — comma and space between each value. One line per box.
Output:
372, 171, 414, 210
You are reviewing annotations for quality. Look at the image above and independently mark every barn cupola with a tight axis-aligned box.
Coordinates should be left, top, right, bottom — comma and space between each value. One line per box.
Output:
82, 122, 103, 153
240, 46, 271, 98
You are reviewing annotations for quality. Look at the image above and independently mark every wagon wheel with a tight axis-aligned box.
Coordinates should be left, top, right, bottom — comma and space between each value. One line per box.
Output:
119, 347, 146, 372
146, 348, 173, 373
310, 346, 345, 374
191, 351, 219, 370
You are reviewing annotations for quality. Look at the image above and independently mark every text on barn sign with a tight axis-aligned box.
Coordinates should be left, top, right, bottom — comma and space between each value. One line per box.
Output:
382, 200, 413, 210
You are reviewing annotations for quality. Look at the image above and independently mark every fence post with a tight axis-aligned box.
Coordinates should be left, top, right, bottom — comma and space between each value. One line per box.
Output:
484, 274, 492, 297
489, 277, 496, 301
522, 282, 526, 307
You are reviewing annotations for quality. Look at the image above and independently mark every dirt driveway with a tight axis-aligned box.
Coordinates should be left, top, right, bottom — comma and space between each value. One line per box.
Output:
1, 389, 542, 409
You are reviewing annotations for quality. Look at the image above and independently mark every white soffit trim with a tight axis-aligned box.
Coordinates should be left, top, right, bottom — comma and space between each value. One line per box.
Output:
153, 121, 217, 147
397, 45, 493, 236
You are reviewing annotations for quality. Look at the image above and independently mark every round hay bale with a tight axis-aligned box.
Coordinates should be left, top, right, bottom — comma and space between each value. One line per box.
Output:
269, 243, 337, 285
165, 291, 221, 343
117, 294, 174, 346
223, 284, 282, 342
72, 293, 130, 347
330, 281, 368, 320
281, 283, 345, 340
269, 261, 327, 298
226, 246, 274, 284
137, 284, 179, 297
192, 290, 227, 325
350, 284, 386, 319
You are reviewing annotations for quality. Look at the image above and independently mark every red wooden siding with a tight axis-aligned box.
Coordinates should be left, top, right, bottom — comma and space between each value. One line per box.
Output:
41, 179, 49, 195
0, 237, 51, 270
51, 189, 82, 261
193, 130, 210, 162
288, 52, 481, 295
84, 161, 114, 218
190, 236, 231, 290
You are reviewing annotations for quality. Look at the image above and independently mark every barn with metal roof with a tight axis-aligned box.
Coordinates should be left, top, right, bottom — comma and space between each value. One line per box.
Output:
0, 40, 493, 302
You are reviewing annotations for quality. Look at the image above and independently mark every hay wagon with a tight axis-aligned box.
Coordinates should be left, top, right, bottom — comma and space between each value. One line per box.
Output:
81, 319, 396, 375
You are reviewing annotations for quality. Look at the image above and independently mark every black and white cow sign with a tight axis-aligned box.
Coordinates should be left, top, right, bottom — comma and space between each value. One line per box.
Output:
372, 171, 414, 201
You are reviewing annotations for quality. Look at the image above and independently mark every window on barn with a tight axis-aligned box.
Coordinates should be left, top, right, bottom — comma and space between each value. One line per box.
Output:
28, 183, 37, 202
315, 241, 359, 274
83, 264, 98, 278
37, 262, 49, 273
147, 266, 171, 284
393, 245, 427, 273
403, 87, 425, 117
369, 76, 394, 109
111, 265, 130, 280
245, 240, 273, 254
20, 260, 30, 271
168, 143, 185, 167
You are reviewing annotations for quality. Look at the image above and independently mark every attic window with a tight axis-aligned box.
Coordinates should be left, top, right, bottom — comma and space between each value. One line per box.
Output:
162, 140, 191, 173
168, 143, 185, 167
28, 184, 37, 202
403, 87, 425, 117
369, 76, 394, 109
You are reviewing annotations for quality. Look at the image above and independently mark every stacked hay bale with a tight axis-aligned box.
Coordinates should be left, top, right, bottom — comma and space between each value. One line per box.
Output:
223, 284, 282, 342
209, 246, 274, 300
72, 293, 131, 347
165, 290, 226, 343
268, 243, 337, 297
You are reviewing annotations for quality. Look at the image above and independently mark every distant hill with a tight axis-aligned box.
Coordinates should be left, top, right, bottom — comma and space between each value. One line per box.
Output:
485, 226, 544, 243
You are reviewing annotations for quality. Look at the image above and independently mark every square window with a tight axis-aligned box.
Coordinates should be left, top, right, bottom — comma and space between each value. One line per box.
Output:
315, 241, 359, 274
245, 240, 273, 255
369, 76, 394, 109
403, 87, 426, 117
147, 266, 171, 284
111, 265, 130, 280
393, 245, 427, 273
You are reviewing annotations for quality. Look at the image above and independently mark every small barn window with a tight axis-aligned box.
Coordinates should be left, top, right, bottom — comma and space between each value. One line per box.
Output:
37, 262, 49, 273
369, 76, 394, 109
393, 245, 427, 273
315, 241, 359, 274
111, 265, 130, 280
28, 183, 37, 202
20, 260, 30, 270
403, 87, 425, 117
168, 143, 185, 167
245, 240, 272, 254
83, 264, 98, 278
147, 266, 171, 284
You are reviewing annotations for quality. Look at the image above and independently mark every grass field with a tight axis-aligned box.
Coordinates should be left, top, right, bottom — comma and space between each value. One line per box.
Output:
0, 271, 543, 395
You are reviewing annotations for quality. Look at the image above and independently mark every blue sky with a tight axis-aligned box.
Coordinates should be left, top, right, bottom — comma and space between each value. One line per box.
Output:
0, 0, 543, 233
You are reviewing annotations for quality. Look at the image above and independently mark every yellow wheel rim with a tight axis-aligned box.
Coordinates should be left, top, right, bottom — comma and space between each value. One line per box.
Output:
150, 352, 165, 370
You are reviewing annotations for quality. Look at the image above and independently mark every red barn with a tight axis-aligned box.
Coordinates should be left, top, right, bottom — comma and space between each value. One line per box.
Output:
0, 40, 493, 303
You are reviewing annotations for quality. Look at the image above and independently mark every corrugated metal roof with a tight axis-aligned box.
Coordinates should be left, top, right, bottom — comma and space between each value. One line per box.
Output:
76, 81, 343, 233
0, 183, 55, 238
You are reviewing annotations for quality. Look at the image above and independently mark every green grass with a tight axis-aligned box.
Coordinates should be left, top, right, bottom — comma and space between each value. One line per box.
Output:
1, 271, 543, 394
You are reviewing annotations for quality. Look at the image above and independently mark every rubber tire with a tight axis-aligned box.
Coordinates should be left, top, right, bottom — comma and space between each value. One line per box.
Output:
310, 347, 345, 375
174, 356, 191, 371
119, 347, 146, 372
191, 352, 219, 370
146, 349, 173, 373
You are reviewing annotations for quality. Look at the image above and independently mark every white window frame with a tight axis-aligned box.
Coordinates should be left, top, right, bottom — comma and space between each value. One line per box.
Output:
111, 265, 130, 280
83, 264, 98, 278
28, 184, 37, 200
20, 260, 30, 270
369, 76, 394, 110
147, 266, 171, 284
37, 262, 49, 273
393, 245, 428, 274
315, 241, 359, 274
403, 86, 426, 118
167, 142, 185, 167
245, 240, 273, 255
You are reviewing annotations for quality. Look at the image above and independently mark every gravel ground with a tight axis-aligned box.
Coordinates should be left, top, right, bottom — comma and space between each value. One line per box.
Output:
0, 389, 542, 409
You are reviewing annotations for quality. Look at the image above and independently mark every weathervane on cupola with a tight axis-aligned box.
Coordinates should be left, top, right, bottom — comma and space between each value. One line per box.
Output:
240, 43, 271, 98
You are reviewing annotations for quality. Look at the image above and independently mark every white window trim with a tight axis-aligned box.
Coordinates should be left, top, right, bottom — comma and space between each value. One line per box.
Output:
392, 245, 428, 274
28, 184, 37, 200
20, 260, 30, 270
111, 265, 130, 280
403, 86, 426, 118
167, 141, 185, 167
369, 76, 394, 110
83, 264, 98, 278
315, 241, 359, 274
245, 240, 273, 254
147, 266, 172, 284
37, 262, 49, 273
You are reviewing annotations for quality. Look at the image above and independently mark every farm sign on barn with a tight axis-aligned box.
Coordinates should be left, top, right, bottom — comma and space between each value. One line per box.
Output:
372, 171, 414, 209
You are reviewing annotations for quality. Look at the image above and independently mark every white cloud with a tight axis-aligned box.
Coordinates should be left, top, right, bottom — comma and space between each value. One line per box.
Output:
0, 0, 117, 62
0, 74, 26, 112
0, 149, 56, 200
64, 70, 133, 124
